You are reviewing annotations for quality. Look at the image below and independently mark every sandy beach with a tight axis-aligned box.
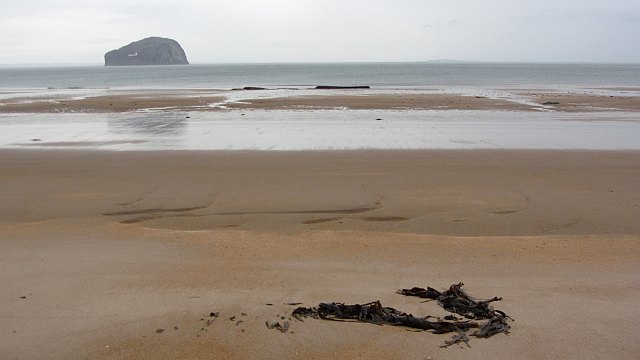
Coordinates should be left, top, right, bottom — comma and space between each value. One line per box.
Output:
1, 149, 639, 359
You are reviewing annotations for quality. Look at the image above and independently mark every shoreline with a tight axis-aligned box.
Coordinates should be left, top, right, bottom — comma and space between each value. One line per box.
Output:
2, 87, 640, 113
3, 62, 640, 359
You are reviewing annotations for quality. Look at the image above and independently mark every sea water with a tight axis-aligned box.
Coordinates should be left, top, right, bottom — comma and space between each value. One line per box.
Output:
1, 62, 639, 90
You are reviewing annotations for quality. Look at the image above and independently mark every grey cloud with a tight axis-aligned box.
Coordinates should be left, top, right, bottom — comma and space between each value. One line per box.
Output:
1, 0, 639, 63
422, 20, 459, 29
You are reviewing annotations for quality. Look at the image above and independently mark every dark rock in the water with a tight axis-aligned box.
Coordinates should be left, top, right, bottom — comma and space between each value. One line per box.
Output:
232, 87, 268, 91
104, 37, 189, 66
315, 85, 371, 90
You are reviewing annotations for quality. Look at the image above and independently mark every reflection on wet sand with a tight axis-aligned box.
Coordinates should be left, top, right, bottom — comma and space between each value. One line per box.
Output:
1, 110, 640, 151
12, 140, 148, 147
107, 112, 188, 135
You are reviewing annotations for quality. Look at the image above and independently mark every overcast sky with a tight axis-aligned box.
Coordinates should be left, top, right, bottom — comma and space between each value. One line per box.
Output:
1, 0, 638, 64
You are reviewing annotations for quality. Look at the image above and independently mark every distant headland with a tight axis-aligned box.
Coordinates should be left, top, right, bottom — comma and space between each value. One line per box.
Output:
104, 37, 189, 66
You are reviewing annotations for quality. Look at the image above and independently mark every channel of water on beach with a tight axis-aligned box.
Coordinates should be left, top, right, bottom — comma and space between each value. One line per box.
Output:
1, 109, 639, 151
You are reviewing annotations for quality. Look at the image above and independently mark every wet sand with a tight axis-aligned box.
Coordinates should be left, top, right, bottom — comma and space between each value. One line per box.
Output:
224, 94, 531, 111
1, 149, 639, 359
527, 92, 640, 112
0, 93, 225, 113
2, 89, 640, 112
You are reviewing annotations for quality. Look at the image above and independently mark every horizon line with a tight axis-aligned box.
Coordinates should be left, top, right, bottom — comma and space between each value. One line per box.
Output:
2, 60, 640, 67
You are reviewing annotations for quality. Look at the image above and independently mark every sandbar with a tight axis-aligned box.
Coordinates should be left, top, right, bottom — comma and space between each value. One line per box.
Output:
2, 89, 640, 113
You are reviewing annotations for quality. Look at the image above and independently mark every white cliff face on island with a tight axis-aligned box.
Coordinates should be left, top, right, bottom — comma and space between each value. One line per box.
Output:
104, 37, 189, 66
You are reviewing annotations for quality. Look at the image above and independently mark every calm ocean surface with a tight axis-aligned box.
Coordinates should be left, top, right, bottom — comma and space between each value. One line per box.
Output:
1, 62, 639, 89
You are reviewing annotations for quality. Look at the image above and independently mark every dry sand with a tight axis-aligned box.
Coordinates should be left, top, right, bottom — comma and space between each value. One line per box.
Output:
1, 149, 639, 359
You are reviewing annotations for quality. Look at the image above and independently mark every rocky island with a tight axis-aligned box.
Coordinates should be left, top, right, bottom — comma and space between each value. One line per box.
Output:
104, 37, 189, 66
